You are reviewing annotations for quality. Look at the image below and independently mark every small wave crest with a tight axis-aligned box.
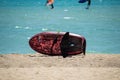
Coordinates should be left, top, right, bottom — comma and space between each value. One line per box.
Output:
63, 17, 73, 20
42, 28, 48, 31
15, 26, 31, 30
27, 37, 30, 40
24, 27, 30, 29
64, 9, 68, 12
15, 26, 22, 29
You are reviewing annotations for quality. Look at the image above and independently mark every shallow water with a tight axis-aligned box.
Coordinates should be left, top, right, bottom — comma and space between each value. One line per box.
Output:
0, 0, 120, 54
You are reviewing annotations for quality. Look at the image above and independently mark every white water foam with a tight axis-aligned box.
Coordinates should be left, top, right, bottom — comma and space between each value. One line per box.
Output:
15, 26, 31, 30
15, 26, 22, 29
27, 37, 30, 40
42, 28, 48, 31
63, 17, 73, 20
24, 27, 30, 29
64, 9, 68, 12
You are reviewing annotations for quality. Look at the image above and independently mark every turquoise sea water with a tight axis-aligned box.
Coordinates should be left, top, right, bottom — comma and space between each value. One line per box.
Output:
0, 0, 120, 54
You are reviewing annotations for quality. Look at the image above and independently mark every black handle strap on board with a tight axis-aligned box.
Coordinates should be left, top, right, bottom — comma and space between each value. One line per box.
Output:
50, 32, 71, 58
50, 35, 58, 54
60, 32, 70, 58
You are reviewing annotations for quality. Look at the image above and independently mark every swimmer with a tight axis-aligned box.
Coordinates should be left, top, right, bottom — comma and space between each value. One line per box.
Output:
46, 0, 54, 9
78, 0, 91, 9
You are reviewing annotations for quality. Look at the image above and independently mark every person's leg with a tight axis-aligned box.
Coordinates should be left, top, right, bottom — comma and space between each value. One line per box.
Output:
51, 4, 54, 9
88, 0, 91, 6
86, 0, 91, 9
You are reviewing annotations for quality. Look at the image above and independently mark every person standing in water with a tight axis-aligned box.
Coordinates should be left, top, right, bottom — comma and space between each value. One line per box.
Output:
78, 0, 91, 9
46, 0, 54, 9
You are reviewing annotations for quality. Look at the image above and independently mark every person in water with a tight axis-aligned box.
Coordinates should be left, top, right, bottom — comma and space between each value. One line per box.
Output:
78, 0, 91, 9
46, 0, 54, 9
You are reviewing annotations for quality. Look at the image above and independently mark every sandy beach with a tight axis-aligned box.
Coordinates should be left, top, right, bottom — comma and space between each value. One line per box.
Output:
0, 53, 120, 80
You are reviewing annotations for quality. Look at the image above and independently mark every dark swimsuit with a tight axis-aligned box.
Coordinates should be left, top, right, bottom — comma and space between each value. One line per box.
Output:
78, 0, 87, 3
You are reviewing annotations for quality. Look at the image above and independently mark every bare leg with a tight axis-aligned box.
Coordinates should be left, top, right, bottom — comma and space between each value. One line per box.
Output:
86, 0, 91, 9
51, 4, 54, 9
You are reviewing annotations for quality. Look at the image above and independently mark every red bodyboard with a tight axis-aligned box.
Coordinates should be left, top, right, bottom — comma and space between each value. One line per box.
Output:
29, 32, 86, 56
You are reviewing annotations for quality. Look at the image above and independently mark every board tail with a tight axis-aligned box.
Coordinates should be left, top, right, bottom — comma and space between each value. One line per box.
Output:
83, 38, 86, 55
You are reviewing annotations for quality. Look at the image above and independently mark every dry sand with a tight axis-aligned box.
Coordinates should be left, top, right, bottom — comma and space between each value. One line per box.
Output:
0, 53, 120, 80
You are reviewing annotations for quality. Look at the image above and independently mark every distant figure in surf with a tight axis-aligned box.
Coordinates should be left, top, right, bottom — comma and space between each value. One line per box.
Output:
46, 0, 54, 9
78, 0, 91, 9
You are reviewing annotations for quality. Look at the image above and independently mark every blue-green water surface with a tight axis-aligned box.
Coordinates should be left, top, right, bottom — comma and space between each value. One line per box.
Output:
0, 0, 120, 54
